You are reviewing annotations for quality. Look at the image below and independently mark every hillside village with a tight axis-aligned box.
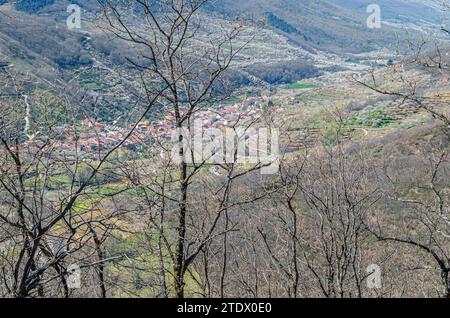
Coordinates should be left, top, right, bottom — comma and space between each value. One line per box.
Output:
0, 0, 449, 301
23, 96, 268, 157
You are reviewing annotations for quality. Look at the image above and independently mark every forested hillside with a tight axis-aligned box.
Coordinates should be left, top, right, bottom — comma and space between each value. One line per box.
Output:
0, 0, 449, 300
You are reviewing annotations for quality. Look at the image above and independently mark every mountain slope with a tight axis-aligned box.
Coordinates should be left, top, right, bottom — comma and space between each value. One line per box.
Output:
4, 0, 433, 54
206, 0, 404, 54
328, 0, 442, 24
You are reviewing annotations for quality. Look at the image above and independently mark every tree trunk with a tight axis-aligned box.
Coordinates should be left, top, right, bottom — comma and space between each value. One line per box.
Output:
174, 133, 188, 298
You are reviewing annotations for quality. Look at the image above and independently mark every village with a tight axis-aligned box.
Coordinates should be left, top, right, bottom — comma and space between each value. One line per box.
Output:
24, 96, 268, 156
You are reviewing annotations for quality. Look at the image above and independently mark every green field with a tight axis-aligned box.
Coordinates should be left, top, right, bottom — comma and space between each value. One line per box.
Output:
289, 82, 321, 90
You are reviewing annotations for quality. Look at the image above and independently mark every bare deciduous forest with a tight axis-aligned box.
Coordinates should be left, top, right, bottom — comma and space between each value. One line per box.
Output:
0, 0, 449, 299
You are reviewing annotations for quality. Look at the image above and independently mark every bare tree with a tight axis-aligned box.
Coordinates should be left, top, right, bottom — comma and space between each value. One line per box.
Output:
98, 0, 266, 298
258, 118, 381, 298
356, 3, 450, 298
0, 50, 166, 297
368, 144, 450, 298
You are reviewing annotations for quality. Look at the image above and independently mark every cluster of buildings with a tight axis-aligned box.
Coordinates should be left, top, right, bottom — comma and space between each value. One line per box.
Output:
24, 96, 270, 155
191, 97, 267, 130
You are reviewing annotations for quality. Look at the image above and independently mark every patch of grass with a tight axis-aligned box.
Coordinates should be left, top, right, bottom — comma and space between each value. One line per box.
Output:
24, 173, 71, 190
108, 229, 203, 297
290, 82, 321, 90
345, 110, 396, 128
82, 81, 100, 90
95, 184, 128, 196
343, 102, 398, 128
72, 197, 99, 214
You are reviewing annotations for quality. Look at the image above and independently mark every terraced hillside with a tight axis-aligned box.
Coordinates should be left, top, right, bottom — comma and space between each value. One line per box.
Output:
272, 67, 440, 153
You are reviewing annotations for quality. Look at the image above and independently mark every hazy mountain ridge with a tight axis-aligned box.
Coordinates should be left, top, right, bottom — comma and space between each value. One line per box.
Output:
4, 0, 442, 53
206, 0, 401, 54
328, 0, 443, 24
0, 0, 442, 119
